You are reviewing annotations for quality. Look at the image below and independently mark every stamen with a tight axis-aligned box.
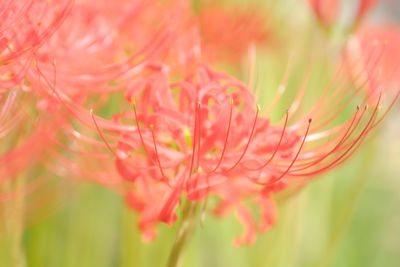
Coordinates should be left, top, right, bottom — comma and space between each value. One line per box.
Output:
225, 104, 260, 173
290, 94, 381, 176
132, 97, 150, 155
13, 96, 110, 158
372, 90, 400, 127
208, 98, 233, 173
90, 109, 118, 158
262, 118, 312, 186
312, 41, 387, 130
150, 124, 168, 181
246, 109, 289, 171
292, 105, 362, 171
293, 40, 387, 130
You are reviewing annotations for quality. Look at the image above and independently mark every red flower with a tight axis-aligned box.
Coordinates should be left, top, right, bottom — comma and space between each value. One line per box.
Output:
0, 0, 72, 92
87, 57, 397, 244
346, 24, 400, 96
307, 0, 379, 30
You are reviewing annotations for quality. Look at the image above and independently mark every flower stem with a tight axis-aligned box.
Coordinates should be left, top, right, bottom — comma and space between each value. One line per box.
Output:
166, 201, 198, 267
4, 174, 27, 267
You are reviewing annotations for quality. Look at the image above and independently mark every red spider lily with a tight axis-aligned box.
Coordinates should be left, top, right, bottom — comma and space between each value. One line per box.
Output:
84, 53, 398, 244
29, 0, 199, 99
345, 24, 400, 96
0, 0, 72, 92
307, 0, 379, 30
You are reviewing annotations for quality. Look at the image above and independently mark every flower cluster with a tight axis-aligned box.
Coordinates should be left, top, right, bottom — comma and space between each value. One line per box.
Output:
1, 0, 398, 245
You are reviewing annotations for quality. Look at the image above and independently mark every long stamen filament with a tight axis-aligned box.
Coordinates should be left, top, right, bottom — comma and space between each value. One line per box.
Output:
225, 104, 260, 173
245, 109, 289, 171
208, 98, 233, 173
90, 109, 118, 158
290, 94, 381, 176
262, 118, 312, 186
150, 124, 169, 182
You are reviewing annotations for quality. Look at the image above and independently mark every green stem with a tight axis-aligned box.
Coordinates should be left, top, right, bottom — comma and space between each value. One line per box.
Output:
4, 174, 27, 267
166, 201, 198, 267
